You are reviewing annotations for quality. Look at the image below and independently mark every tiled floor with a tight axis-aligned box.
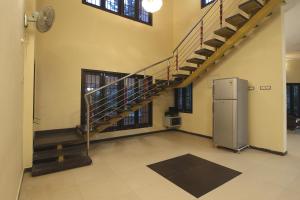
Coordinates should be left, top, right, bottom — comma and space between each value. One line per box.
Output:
20, 131, 300, 200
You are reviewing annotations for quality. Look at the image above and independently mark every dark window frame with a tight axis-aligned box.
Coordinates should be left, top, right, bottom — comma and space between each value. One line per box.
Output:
82, 0, 153, 26
287, 83, 300, 117
175, 84, 193, 114
81, 69, 153, 132
201, 0, 215, 8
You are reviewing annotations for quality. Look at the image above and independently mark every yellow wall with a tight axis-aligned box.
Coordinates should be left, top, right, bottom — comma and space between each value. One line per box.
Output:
35, 0, 174, 138
286, 59, 300, 83
23, 0, 35, 169
173, 0, 286, 152
0, 0, 25, 199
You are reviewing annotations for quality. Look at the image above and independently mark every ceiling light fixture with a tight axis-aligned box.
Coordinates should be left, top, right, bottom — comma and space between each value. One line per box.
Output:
142, 0, 163, 13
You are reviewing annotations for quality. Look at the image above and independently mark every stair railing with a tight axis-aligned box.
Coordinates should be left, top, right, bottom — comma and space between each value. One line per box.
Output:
84, 0, 246, 151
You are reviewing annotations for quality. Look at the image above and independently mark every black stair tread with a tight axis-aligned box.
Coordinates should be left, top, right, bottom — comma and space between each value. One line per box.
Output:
239, 0, 263, 16
195, 48, 215, 57
34, 130, 85, 149
33, 144, 87, 162
173, 74, 189, 79
155, 79, 169, 85
225, 14, 249, 28
214, 27, 236, 39
149, 83, 164, 90
204, 38, 225, 48
32, 155, 92, 177
93, 120, 111, 126
150, 80, 179, 89
180, 66, 198, 72
187, 58, 205, 65
152, 92, 161, 96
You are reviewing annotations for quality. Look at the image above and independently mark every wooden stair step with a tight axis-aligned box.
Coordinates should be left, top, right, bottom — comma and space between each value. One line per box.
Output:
93, 120, 111, 126
204, 39, 225, 48
180, 66, 198, 72
32, 155, 92, 177
239, 0, 263, 16
155, 79, 169, 86
173, 74, 189, 79
225, 14, 248, 28
214, 27, 236, 39
187, 58, 205, 65
151, 92, 161, 96
195, 48, 214, 57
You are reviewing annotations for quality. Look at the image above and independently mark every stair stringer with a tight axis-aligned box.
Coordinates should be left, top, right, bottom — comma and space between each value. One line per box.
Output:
176, 0, 282, 89
89, 89, 171, 137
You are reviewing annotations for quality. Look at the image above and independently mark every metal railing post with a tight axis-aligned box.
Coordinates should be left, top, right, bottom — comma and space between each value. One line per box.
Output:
220, 0, 223, 28
167, 59, 171, 85
176, 50, 179, 71
200, 20, 204, 48
84, 94, 91, 155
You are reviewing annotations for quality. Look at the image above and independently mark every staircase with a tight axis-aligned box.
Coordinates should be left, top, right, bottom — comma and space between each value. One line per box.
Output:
85, 0, 282, 137
32, 0, 282, 176
32, 128, 92, 176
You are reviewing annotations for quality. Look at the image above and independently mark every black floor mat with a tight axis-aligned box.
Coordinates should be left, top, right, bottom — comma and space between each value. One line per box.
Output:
148, 154, 241, 198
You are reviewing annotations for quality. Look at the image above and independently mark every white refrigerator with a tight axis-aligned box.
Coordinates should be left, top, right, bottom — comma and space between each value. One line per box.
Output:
213, 78, 248, 151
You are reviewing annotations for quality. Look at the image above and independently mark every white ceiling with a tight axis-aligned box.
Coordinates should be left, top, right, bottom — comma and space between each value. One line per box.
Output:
284, 0, 300, 54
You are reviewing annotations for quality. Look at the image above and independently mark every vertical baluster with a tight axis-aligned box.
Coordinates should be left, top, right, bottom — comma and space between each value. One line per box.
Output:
124, 79, 127, 108
84, 95, 91, 154
200, 20, 204, 48
220, 0, 223, 28
144, 70, 147, 100
143, 73, 147, 100
176, 50, 179, 71
167, 60, 170, 86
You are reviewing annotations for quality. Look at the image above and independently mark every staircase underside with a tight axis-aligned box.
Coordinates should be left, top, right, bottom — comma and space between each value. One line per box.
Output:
176, 0, 282, 88
90, 86, 171, 136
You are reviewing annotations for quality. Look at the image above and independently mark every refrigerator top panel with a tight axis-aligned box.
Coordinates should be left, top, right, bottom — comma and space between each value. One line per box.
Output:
213, 78, 238, 100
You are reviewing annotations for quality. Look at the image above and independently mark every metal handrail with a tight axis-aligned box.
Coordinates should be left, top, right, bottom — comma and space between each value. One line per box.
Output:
89, 66, 176, 113
172, 0, 219, 54
85, 0, 219, 98
85, 56, 173, 96
89, 67, 178, 121
88, 64, 175, 108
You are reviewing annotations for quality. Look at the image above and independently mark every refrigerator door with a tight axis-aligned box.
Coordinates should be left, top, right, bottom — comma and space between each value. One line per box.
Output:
213, 100, 237, 149
214, 78, 238, 100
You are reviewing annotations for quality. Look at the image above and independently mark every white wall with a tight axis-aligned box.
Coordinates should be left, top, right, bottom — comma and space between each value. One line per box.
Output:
0, 0, 25, 199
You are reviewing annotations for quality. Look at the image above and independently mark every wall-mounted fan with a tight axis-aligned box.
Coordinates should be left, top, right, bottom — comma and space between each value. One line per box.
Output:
24, 6, 55, 33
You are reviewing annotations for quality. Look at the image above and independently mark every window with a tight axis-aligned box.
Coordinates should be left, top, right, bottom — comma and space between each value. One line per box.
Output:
105, 0, 119, 12
83, 0, 153, 25
201, 0, 215, 8
124, 0, 136, 17
175, 84, 193, 113
81, 69, 153, 132
287, 83, 300, 117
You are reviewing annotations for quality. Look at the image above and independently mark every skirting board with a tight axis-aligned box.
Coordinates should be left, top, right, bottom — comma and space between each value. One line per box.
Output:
250, 145, 288, 156
176, 130, 213, 139
16, 169, 25, 200
34, 128, 287, 157
91, 129, 170, 144
176, 129, 287, 156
